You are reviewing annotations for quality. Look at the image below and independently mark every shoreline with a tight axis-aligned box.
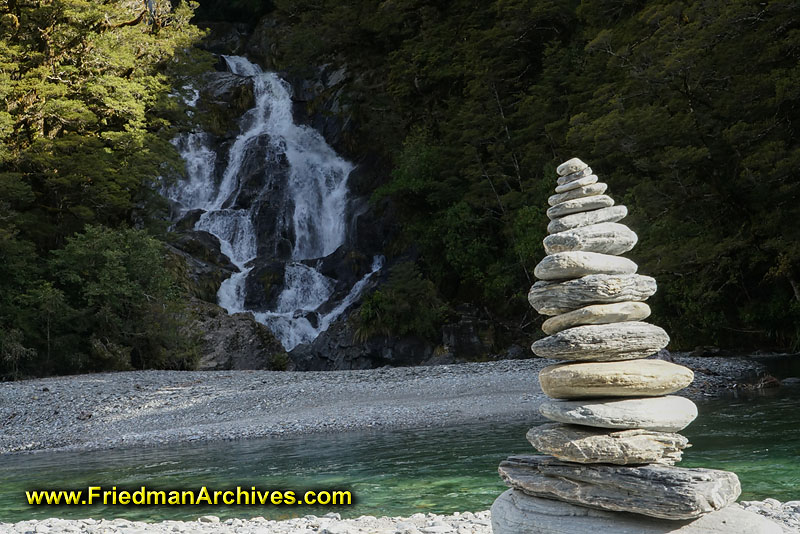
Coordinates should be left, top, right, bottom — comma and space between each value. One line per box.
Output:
0, 355, 778, 456
1, 501, 797, 534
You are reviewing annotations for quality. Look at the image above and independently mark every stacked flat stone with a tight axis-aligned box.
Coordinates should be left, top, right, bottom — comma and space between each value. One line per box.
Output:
490, 158, 782, 534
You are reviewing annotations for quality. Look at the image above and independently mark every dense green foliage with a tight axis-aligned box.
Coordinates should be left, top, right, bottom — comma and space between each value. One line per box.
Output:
354, 261, 448, 342
0, 0, 209, 378
262, 0, 800, 350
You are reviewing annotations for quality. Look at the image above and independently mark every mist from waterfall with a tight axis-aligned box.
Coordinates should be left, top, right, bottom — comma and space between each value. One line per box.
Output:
167, 56, 382, 350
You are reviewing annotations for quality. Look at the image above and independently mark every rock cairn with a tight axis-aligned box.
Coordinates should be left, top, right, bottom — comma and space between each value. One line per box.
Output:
490, 158, 782, 534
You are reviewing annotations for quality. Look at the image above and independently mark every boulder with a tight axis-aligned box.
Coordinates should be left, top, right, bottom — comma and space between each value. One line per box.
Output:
544, 222, 638, 256
554, 174, 599, 193
491, 489, 782, 534
548, 206, 628, 233
538, 360, 694, 399
534, 252, 637, 281
189, 299, 287, 371
531, 321, 669, 362
542, 302, 651, 335
547, 195, 615, 219
526, 423, 688, 465
539, 395, 698, 432
557, 158, 589, 176
548, 183, 608, 206
498, 455, 741, 520
528, 274, 657, 316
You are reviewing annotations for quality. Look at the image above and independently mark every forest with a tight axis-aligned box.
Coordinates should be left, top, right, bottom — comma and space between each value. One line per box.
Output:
1, 0, 798, 378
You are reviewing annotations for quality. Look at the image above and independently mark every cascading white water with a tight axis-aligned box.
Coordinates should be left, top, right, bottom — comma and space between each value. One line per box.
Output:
167, 56, 382, 350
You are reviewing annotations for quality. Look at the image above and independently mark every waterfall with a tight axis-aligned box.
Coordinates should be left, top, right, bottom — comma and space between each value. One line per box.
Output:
167, 56, 382, 351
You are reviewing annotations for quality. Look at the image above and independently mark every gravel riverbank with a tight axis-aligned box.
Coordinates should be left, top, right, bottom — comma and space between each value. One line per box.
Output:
0, 355, 774, 455
2, 502, 797, 534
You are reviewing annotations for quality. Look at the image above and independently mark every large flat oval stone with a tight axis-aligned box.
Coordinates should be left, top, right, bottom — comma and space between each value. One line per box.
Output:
542, 302, 652, 335
548, 183, 608, 206
526, 423, 688, 465
543, 222, 639, 255
491, 489, 782, 534
548, 205, 628, 233
531, 322, 669, 362
547, 195, 615, 220
498, 455, 741, 520
539, 395, 698, 432
528, 274, 657, 316
557, 157, 588, 176
544, 222, 638, 255
538, 360, 694, 399
534, 252, 637, 281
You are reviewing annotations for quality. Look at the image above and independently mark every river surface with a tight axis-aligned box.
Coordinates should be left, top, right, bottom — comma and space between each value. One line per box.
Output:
0, 388, 797, 523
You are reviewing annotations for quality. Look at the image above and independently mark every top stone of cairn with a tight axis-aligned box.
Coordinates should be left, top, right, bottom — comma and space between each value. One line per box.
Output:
556, 157, 589, 176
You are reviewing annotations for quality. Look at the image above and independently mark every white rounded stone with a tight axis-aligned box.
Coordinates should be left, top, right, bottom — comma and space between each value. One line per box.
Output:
538, 359, 694, 399
548, 205, 628, 234
542, 302, 651, 334
543, 222, 638, 255
534, 251, 637, 281
546, 195, 615, 220
556, 157, 588, 176
548, 183, 608, 206
526, 423, 689, 465
539, 395, 699, 432
554, 174, 598, 193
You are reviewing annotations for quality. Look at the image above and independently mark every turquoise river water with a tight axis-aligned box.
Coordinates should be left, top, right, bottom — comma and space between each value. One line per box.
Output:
0, 387, 797, 523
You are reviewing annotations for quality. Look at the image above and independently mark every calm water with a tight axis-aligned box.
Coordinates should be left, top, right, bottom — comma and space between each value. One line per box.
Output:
0, 387, 797, 522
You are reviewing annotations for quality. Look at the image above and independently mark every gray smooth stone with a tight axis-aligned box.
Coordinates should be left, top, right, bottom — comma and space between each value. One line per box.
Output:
531, 321, 669, 362
542, 302, 651, 335
548, 183, 608, 206
539, 396, 698, 432
526, 423, 688, 465
557, 166, 593, 185
548, 205, 628, 233
554, 174, 599, 193
491, 489, 783, 534
557, 157, 588, 176
498, 455, 741, 520
544, 222, 638, 255
528, 274, 657, 316
547, 195, 615, 220
539, 360, 694, 399
534, 251, 638, 281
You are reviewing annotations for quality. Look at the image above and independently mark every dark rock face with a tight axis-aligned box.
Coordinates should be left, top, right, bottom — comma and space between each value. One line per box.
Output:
441, 315, 495, 360
197, 71, 255, 136
290, 320, 434, 371
244, 260, 286, 310
197, 22, 251, 56
167, 233, 237, 303
189, 299, 287, 370
173, 231, 236, 272
301, 246, 373, 290
172, 209, 205, 232
245, 17, 280, 69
